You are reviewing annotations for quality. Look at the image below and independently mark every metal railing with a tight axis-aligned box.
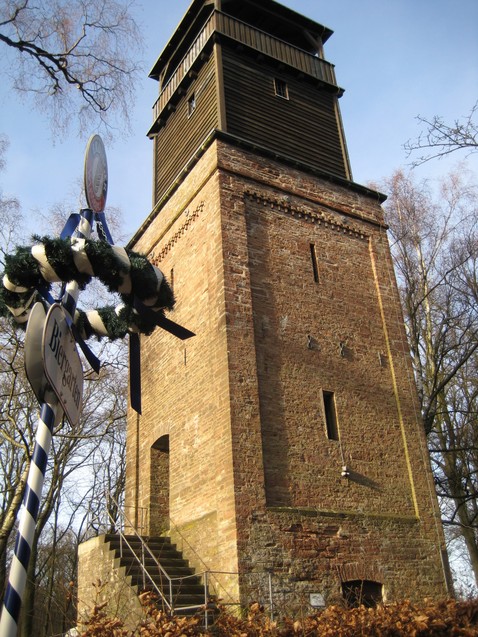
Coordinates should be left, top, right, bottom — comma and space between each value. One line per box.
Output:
152, 10, 338, 124
105, 496, 299, 626
166, 515, 240, 608
106, 493, 221, 627
215, 12, 337, 85
153, 10, 216, 122
106, 493, 174, 613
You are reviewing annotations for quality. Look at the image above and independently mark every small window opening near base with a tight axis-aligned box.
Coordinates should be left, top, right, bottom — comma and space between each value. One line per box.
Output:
310, 243, 319, 283
274, 78, 289, 100
323, 390, 339, 440
342, 580, 383, 609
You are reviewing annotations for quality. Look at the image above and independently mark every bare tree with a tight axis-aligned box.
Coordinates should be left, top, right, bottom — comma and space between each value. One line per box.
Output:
34, 525, 78, 636
0, 140, 29, 596
0, 137, 22, 249
0, 0, 143, 134
378, 169, 478, 588
22, 353, 127, 637
405, 101, 478, 167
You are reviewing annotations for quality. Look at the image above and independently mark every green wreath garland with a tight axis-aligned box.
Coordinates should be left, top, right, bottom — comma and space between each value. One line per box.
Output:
0, 235, 174, 340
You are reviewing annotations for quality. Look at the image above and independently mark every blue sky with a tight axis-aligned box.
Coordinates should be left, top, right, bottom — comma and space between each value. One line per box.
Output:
1, 0, 477, 240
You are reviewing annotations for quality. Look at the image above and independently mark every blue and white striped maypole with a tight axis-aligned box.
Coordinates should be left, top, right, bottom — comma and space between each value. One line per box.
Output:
0, 400, 60, 637
0, 136, 105, 636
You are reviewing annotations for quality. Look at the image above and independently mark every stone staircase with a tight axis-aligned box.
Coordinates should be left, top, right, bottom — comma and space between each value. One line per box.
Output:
104, 534, 212, 617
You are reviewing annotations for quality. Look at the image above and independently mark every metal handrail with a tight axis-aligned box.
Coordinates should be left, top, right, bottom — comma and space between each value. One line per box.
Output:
105, 495, 275, 626
106, 492, 173, 612
106, 493, 220, 622
167, 515, 239, 607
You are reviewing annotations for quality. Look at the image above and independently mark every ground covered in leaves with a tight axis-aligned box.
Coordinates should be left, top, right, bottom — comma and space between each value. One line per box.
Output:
79, 594, 478, 636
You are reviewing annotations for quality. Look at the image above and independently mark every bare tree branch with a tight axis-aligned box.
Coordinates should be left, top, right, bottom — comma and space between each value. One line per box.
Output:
404, 101, 478, 167
0, 0, 144, 135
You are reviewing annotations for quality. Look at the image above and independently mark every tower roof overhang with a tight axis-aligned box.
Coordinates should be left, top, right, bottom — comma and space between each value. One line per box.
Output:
149, 0, 334, 81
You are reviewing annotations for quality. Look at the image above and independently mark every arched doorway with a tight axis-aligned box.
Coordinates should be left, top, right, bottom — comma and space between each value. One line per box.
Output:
149, 434, 169, 536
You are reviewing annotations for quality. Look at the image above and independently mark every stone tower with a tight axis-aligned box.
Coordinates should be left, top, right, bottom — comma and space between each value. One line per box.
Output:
125, 0, 451, 609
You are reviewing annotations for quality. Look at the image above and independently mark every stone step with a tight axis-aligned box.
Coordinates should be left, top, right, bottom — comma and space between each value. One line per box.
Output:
118, 555, 190, 569
134, 588, 205, 608
104, 534, 212, 619
106, 535, 176, 553
127, 575, 203, 594
114, 552, 196, 576
109, 545, 182, 563
120, 563, 202, 585
123, 566, 201, 585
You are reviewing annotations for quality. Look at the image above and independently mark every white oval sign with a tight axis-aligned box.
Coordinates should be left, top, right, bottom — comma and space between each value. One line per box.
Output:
24, 302, 48, 404
43, 304, 84, 425
84, 134, 108, 212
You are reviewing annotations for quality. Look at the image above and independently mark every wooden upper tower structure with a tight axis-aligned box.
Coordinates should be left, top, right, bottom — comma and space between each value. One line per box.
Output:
124, 0, 451, 610
146, 0, 351, 209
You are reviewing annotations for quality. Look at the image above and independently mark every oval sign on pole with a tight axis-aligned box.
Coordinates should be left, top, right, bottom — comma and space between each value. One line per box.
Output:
84, 134, 108, 212
43, 304, 84, 425
24, 301, 48, 404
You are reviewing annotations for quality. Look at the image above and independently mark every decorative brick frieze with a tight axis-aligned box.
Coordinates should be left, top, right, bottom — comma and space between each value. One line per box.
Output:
149, 202, 204, 265
244, 189, 369, 240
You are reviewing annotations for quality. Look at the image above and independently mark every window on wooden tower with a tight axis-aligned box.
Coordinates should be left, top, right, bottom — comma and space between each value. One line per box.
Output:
274, 78, 289, 100
188, 93, 196, 117
322, 390, 339, 440
342, 580, 383, 608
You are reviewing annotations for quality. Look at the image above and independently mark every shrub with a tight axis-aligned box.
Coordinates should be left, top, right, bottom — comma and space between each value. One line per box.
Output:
77, 594, 478, 636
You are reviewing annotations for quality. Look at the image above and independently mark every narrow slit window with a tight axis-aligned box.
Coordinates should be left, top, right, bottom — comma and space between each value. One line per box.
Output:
274, 78, 289, 100
188, 93, 196, 117
310, 243, 319, 283
323, 391, 339, 440
170, 268, 174, 293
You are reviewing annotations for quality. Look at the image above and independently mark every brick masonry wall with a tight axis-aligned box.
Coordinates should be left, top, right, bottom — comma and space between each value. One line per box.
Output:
77, 536, 143, 630
242, 509, 447, 611
244, 193, 413, 514
126, 146, 240, 599
124, 139, 449, 608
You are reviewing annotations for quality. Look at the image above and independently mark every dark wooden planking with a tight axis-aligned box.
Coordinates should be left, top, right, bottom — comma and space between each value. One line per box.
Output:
215, 12, 337, 87
222, 49, 347, 178
154, 55, 219, 204
151, 10, 338, 134
152, 14, 348, 205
